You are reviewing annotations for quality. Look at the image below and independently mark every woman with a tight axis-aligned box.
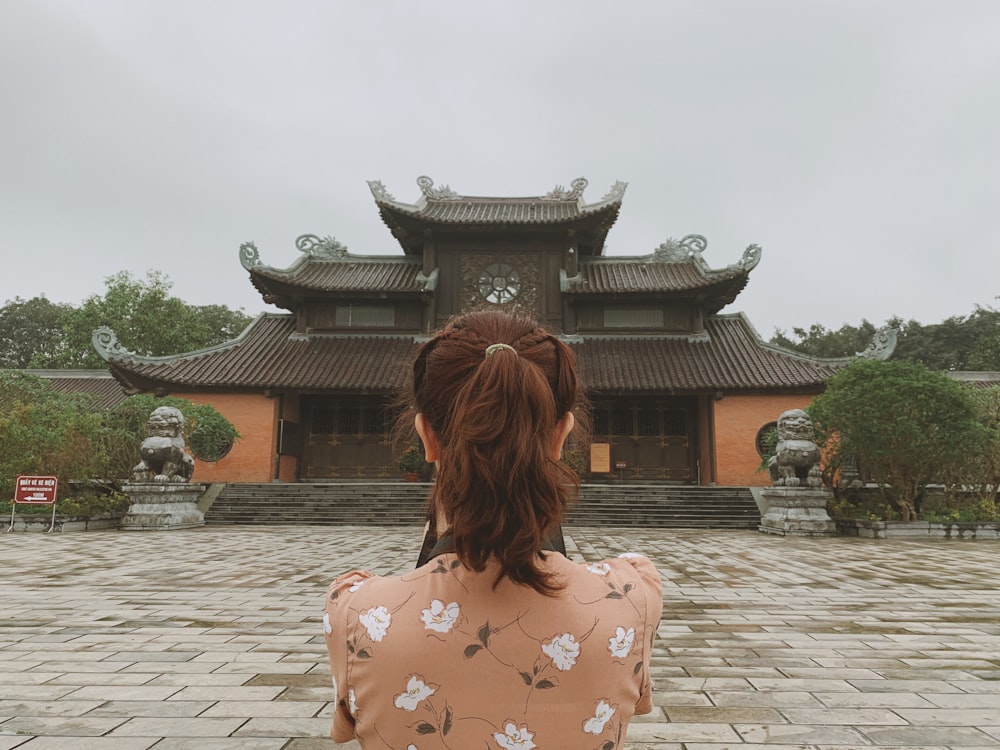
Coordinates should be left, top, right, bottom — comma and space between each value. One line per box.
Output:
324, 310, 662, 749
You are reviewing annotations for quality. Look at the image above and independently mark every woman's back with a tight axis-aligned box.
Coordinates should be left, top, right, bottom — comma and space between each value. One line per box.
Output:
325, 550, 662, 748
323, 310, 663, 746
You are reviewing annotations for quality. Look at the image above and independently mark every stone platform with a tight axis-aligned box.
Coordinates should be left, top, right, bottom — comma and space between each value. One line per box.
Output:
1, 527, 998, 749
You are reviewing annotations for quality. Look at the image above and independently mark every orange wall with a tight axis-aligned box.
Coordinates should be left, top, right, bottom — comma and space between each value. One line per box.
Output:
713, 393, 817, 486
182, 392, 277, 483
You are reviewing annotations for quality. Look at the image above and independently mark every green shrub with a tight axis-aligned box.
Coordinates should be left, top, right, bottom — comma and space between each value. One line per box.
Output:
0, 492, 130, 518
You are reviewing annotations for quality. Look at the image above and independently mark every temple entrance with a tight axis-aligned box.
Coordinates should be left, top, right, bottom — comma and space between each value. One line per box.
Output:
302, 396, 394, 479
592, 397, 698, 481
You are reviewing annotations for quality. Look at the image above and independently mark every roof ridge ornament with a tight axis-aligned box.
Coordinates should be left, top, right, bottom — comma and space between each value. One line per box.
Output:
92, 326, 134, 361
417, 175, 461, 200
856, 327, 898, 361
600, 180, 628, 203
543, 177, 588, 201
367, 179, 395, 202
296, 234, 349, 260
239, 241, 262, 270
737, 243, 762, 270
652, 234, 707, 262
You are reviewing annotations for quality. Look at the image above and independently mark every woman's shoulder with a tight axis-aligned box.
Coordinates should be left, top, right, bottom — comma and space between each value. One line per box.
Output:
325, 569, 383, 608
562, 552, 662, 607
571, 551, 660, 581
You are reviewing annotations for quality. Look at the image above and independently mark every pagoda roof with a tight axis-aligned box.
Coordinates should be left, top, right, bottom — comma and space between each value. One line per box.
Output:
94, 315, 418, 393
239, 235, 436, 309
23, 369, 129, 410
369, 176, 626, 255
93, 312, 887, 396
565, 236, 761, 313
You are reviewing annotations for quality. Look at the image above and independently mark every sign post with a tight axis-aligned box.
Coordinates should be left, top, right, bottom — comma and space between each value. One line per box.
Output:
9, 476, 59, 533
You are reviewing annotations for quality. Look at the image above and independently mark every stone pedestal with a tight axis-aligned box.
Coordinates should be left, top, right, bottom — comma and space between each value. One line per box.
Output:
758, 487, 837, 536
121, 483, 206, 531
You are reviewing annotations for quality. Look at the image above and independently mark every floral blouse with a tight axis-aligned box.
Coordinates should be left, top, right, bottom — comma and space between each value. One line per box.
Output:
323, 550, 662, 749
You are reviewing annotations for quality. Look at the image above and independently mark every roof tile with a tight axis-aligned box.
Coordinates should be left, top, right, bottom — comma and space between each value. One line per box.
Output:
105, 314, 835, 394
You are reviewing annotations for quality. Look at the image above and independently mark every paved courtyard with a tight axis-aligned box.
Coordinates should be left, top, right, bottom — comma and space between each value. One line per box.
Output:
1, 526, 998, 749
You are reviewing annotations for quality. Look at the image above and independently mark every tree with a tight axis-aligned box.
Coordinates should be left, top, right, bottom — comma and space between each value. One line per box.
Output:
0, 296, 73, 368
772, 306, 1000, 371
890, 309, 1000, 370
809, 359, 985, 521
33, 270, 254, 369
0, 373, 239, 498
947, 386, 1000, 508
770, 320, 879, 358
99, 395, 240, 484
0, 372, 107, 499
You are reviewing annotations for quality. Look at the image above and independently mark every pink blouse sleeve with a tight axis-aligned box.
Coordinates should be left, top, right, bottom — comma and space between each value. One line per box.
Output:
617, 554, 663, 714
323, 570, 374, 742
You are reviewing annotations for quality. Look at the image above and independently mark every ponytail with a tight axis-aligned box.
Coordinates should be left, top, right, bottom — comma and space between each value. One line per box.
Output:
403, 310, 586, 595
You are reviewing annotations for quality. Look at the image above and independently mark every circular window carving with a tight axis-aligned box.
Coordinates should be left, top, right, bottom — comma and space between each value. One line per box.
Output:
477, 263, 521, 304
755, 421, 778, 458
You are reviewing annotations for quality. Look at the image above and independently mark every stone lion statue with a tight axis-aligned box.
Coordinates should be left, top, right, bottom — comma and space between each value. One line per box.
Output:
133, 406, 195, 483
768, 409, 822, 488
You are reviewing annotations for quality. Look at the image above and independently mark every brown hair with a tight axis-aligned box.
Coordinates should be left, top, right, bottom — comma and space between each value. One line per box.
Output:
403, 309, 587, 594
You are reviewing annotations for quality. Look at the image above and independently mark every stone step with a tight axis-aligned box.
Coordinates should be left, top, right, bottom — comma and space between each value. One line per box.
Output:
205, 482, 760, 528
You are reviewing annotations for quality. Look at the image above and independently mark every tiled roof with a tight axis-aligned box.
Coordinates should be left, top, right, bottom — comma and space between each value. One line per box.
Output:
250, 258, 428, 294
26, 370, 130, 409
369, 176, 626, 228
103, 315, 418, 393
390, 198, 609, 225
569, 260, 750, 294
102, 313, 837, 395
575, 316, 837, 392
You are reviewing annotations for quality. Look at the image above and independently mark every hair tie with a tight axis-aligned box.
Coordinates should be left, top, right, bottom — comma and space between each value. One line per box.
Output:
484, 343, 516, 358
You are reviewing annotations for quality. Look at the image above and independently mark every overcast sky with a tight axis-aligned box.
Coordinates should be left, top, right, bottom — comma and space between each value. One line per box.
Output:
2, 0, 998, 340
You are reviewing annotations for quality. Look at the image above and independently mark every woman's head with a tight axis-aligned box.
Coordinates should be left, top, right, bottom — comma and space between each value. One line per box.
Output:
406, 309, 587, 593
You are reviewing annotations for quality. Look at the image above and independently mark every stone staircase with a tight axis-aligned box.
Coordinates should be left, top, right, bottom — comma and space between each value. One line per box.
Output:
205, 482, 760, 529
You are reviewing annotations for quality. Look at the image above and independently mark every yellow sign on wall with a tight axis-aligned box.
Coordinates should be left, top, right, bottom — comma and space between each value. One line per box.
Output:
590, 443, 611, 474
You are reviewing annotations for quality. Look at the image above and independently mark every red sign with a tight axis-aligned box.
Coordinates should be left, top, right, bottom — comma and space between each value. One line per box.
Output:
14, 476, 59, 505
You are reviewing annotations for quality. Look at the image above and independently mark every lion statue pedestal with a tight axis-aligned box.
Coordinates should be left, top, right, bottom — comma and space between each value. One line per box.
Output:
122, 406, 205, 531
759, 409, 836, 536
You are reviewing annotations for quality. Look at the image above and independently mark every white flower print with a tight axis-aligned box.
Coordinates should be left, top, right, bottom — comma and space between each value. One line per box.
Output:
359, 605, 391, 642
586, 562, 611, 576
420, 599, 460, 633
394, 675, 436, 711
348, 580, 365, 593
348, 688, 358, 717
583, 699, 616, 734
618, 552, 644, 559
608, 625, 635, 658
542, 632, 580, 671
323, 611, 332, 635
493, 721, 536, 749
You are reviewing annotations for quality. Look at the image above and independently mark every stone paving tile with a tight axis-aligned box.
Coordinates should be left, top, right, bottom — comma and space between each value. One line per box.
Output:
12, 739, 157, 749
153, 740, 287, 750
198, 700, 326, 718
107, 717, 247, 737
86, 701, 215, 718
1, 526, 998, 749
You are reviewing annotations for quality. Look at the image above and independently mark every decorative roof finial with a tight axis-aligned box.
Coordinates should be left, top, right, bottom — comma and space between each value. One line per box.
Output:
857, 328, 898, 361
296, 234, 349, 260
737, 244, 762, 269
417, 175, 460, 200
652, 234, 708, 262
239, 241, 261, 270
367, 179, 395, 202
92, 326, 133, 361
543, 177, 588, 201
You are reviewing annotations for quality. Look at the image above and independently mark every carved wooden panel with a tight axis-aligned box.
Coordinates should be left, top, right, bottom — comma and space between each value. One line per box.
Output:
459, 253, 541, 312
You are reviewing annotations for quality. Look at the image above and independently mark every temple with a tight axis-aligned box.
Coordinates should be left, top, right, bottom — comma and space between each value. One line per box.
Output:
94, 176, 894, 486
